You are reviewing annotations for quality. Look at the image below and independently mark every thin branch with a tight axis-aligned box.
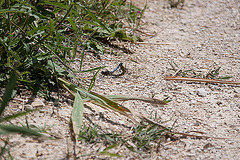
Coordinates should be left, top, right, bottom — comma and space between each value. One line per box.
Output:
165, 76, 240, 85
172, 63, 186, 76
135, 42, 170, 45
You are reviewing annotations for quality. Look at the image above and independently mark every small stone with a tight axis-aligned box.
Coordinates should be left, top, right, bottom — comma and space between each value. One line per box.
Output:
197, 88, 207, 97
186, 153, 195, 157
195, 30, 200, 34
234, 88, 240, 94
190, 99, 197, 104
31, 98, 45, 107
119, 120, 125, 125
203, 143, 214, 149
39, 110, 45, 113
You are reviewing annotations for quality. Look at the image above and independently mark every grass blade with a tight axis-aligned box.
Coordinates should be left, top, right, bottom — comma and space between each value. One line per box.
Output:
0, 109, 37, 123
100, 151, 122, 157
105, 95, 167, 105
0, 124, 43, 137
58, 78, 131, 114
72, 92, 84, 136
88, 67, 103, 91
165, 76, 240, 85
0, 70, 18, 117
89, 91, 130, 113
100, 144, 122, 157
82, 66, 105, 73
77, 3, 111, 33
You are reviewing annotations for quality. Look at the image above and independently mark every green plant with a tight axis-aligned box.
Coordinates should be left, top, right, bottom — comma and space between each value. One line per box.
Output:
77, 120, 172, 158
168, 0, 185, 8
169, 61, 231, 79
0, 0, 145, 98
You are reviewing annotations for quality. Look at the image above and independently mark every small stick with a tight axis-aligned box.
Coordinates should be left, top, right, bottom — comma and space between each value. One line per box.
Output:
168, 61, 177, 71
135, 42, 170, 45
172, 63, 186, 76
165, 76, 240, 85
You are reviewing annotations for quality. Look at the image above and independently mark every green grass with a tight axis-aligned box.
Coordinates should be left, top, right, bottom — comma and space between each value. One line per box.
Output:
0, 0, 146, 97
77, 120, 173, 157
169, 61, 231, 79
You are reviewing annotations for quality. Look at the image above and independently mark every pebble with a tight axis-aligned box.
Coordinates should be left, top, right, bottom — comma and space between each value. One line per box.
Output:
197, 88, 207, 97
190, 99, 197, 105
31, 98, 45, 107
186, 153, 196, 157
234, 88, 240, 94
203, 143, 214, 149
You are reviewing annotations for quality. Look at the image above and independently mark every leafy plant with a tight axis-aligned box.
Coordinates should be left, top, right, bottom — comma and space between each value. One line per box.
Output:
0, 0, 146, 98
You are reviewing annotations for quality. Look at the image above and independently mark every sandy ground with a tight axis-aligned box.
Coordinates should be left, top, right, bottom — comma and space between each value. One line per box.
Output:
2, 0, 240, 159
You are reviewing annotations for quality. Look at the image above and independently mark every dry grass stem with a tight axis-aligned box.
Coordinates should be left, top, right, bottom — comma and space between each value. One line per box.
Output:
135, 42, 170, 45
172, 63, 186, 76
165, 76, 240, 85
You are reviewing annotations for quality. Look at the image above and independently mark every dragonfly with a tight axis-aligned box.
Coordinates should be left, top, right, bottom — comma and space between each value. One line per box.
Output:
101, 63, 126, 77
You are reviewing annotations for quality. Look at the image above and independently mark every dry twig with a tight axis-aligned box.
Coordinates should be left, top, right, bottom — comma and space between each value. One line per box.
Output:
165, 76, 240, 85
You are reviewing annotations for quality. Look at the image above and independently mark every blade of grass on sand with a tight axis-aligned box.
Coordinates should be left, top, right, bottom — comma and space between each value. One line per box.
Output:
100, 144, 121, 157
88, 67, 104, 91
58, 78, 131, 115
0, 124, 43, 137
165, 76, 240, 85
0, 70, 18, 116
0, 109, 37, 122
72, 92, 84, 136
105, 95, 167, 105
89, 91, 131, 113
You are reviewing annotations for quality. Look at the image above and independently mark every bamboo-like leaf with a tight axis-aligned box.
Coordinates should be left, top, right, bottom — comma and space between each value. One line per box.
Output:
49, 19, 54, 34
105, 95, 167, 105
0, 124, 43, 137
0, 109, 37, 123
88, 67, 103, 91
100, 144, 121, 157
79, 46, 86, 72
100, 151, 122, 157
81, 66, 105, 73
102, 143, 119, 152
77, 3, 111, 33
68, 15, 77, 31
26, 26, 49, 36
89, 91, 130, 113
72, 92, 84, 135
0, 70, 18, 117
0, 8, 47, 20
39, 1, 69, 10
47, 60, 75, 78
58, 78, 130, 114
